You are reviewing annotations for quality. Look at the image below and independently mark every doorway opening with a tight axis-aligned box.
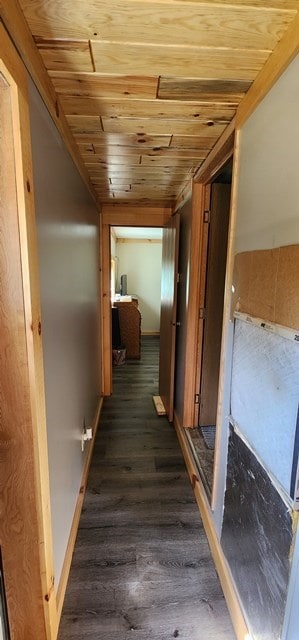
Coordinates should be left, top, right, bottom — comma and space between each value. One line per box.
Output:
103, 212, 180, 424
110, 226, 163, 365
186, 159, 233, 500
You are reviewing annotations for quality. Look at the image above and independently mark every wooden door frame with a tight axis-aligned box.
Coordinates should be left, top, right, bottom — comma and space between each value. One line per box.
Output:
0, 24, 57, 639
159, 212, 180, 422
100, 205, 172, 395
182, 121, 235, 429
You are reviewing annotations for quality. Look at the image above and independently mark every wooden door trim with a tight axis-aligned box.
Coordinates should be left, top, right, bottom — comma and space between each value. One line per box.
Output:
0, 24, 57, 639
182, 183, 210, 428
192, 186, 211, 428
101, 220, 112, 395
183, 130, 234, 429
159, 212, 180, 422
100, 208, 171, 397
194, 118, 235, 186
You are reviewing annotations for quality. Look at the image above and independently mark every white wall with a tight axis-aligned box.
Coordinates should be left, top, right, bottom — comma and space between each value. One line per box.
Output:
116, 240, 162, 332
29, 79, 101, 585
235, 53, 299, 254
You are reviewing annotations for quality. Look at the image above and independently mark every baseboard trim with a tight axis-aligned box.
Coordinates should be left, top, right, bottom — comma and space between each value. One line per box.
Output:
56, 396, 104, 623
141, 331, 160, 336
173, 411, 249, 640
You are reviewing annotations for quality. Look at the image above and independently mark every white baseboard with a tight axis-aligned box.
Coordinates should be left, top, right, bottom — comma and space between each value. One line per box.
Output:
56, 397, 103, 623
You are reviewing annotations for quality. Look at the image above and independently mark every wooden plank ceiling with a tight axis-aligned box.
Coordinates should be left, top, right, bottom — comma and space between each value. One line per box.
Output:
19, 0, 298, 207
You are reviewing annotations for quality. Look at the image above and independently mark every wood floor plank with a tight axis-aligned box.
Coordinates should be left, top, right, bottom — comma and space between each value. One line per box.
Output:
58, 336, 235, 640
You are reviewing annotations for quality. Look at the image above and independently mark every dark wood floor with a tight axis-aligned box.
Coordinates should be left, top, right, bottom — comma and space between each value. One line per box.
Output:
58, 337, 235, 640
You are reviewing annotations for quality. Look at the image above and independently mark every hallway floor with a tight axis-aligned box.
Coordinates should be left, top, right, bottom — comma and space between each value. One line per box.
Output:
58, 337, 235, 640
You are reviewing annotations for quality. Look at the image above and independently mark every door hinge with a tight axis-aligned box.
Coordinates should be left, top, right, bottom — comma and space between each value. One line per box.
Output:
199, 307, 206, 319
194, 393, 200, 405
176, 272, 181, 284
203, 209, 211, 224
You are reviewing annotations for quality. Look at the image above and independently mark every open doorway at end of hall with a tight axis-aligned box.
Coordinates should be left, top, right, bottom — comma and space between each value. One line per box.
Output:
110, 226, 163, 364
108, 217, 180, 424
186, 159, 233, 501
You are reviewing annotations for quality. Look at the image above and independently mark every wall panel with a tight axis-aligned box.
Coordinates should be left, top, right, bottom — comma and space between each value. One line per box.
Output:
29, 79, 101, 585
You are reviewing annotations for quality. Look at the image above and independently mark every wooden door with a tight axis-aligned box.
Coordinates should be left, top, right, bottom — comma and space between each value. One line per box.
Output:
199, 183, 231, 426
159, 213, 180, 421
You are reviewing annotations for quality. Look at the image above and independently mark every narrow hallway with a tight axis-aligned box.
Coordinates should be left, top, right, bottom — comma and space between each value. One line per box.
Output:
58, 337, 235, 640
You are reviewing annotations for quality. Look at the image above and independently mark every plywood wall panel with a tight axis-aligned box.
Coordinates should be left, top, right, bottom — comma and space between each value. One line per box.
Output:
232, 249, 279, 321
232, 245, 299, 330
275, 245, 299, 329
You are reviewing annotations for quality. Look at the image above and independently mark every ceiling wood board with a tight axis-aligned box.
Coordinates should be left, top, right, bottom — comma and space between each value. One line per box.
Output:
140, 156, 199, 167
84, 155, 142, 166
91, 42, 270, 80
101, 117, 227, 136
80, 146, 205, 158
76, 134, 172, 147
21, 2, 296, 49
38, 40, 94, 72
88, 166, 193, 175
50, 72, 158, 99
60, 95, 236, 120
170, 134, 221, 148
158, 77, 253, 101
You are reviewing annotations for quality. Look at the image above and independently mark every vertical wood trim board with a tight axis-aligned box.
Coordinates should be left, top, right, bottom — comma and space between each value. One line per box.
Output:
182, 183, 208, 428
210, 129, 242, 522
173, 412, 249, 640
101, 220, 112, 395
0, 23, 57, 640
56, 397, 103, 622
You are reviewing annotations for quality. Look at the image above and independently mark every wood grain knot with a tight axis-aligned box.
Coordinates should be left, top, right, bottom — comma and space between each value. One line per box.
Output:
38, 321, 42, 335
55, 100, 60, 118
45, 576, 55, 602
26, 179, 31, 192
191, 474, 199, 488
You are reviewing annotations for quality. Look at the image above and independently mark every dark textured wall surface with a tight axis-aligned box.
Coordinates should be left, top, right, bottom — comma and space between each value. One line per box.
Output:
221, 426, 293, 640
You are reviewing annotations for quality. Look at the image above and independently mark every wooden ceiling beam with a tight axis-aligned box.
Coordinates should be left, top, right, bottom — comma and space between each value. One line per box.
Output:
101, 204, 172, 227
